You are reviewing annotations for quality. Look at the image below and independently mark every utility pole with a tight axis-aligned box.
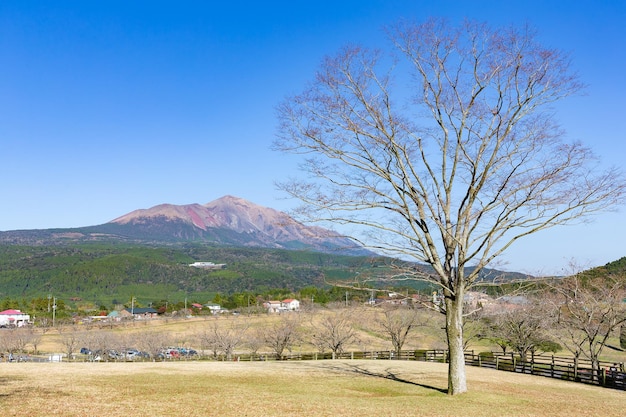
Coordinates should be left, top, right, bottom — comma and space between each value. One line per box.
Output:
52, 297, 57, 327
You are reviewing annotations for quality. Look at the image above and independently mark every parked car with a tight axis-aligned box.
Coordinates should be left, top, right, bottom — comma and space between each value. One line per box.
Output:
178, 347, 198, 356
160, 349, 180, 359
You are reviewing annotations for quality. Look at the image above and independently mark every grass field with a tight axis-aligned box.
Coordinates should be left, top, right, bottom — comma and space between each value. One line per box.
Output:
1, 360, 625, 417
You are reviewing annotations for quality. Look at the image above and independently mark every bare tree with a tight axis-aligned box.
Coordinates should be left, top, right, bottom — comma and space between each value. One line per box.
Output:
0, 328, 32, 358
274, 18, 625, 394
137, 331, 170, 361
483, 300, 558, 369
263, 314, 301, 360
12, 328, 34, 356
87, 329, 118, 361
25, 327, 42, 355
376, 306, 422, 356
199, 319, 249, 361
58, 326, 81, 361
245, 327, 266, 358
197, 325, 220, 359
461, 310, 488, 351
310, 307, 360, 355
551, 274, 626, 379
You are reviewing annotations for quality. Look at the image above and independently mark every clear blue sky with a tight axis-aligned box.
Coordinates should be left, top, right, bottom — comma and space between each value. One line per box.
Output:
1, 1, 624, 274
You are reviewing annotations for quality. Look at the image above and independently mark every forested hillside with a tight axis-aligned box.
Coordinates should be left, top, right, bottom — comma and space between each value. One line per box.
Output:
0, 243, 381, 307
583, 256, 626, 277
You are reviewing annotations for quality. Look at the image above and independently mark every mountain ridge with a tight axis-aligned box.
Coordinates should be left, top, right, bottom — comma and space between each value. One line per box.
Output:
0, 196, 372, 256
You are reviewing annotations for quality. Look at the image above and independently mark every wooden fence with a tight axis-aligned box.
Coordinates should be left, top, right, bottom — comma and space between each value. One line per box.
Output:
226, 349, 625, 391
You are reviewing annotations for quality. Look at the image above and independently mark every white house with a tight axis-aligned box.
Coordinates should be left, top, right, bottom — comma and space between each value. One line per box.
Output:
263, 301, 284, 313
0, 309, 31, 327
263, 299, 300, 313
204, 303, 223, 314
282, 299, 300, 311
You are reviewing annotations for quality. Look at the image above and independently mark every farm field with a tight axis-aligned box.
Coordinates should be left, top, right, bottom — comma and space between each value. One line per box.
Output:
1, 360, 625, 417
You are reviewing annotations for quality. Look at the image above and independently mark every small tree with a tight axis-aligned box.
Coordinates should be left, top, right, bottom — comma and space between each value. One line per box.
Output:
264, 314, 301, 360
552, 274, 626, 379
211, 319, 249, 360
86, 329, 118, 362
137, 331, 169, 361
25, 327, 42, 355
376, 306, 422, 356
0, 328, 32, 358
58, 326, 81, 361
245, 327, 265, 358
310, 307, 360, 355
197, 324, 221, 359
484, 300, 557, 369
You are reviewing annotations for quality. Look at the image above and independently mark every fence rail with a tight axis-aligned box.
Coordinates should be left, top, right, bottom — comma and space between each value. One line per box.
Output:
229, 349, 625, 391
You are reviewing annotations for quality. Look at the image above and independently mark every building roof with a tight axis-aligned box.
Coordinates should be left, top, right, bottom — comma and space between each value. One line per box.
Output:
124, 307, 158, 314
0, 309, 27, 315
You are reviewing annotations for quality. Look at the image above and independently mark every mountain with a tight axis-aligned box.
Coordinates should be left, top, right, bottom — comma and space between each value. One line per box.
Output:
0, 196, 372, 256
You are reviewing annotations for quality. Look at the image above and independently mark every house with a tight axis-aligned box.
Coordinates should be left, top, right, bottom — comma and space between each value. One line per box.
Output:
263, 301, 284, 313
263, 299, 300, 313
464, 291, 492, 309
0, 309, 31, 327
204, 303, 223, 314
282, 299, 300, 311
120, 307, 159, 320
107, 310, 121, 322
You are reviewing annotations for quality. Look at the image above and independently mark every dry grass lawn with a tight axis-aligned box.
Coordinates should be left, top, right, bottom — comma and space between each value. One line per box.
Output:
1, 359, 625, 417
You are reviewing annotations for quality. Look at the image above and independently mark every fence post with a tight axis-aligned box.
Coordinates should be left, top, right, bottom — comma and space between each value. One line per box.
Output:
496, 355, 499, 370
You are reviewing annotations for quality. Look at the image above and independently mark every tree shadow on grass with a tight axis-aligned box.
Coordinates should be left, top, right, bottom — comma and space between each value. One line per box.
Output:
312, 362, 448, 394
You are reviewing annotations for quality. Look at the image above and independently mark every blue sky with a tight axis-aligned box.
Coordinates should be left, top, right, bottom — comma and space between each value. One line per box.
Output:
1, 1, 624, 274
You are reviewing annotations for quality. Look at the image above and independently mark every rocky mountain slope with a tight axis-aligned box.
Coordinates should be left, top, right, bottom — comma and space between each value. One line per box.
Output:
0, 196, 371, 255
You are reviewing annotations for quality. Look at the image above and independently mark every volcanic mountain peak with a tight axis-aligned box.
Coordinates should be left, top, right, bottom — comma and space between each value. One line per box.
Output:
0, 196, 370, 255
111, 195, 298, 233
105, 195, 364, 254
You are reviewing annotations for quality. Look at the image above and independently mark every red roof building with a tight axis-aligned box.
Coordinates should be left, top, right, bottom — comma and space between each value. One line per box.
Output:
0, 309, 31, 327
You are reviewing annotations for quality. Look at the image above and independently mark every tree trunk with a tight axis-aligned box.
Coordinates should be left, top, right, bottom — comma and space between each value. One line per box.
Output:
445, 296, 468, 395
